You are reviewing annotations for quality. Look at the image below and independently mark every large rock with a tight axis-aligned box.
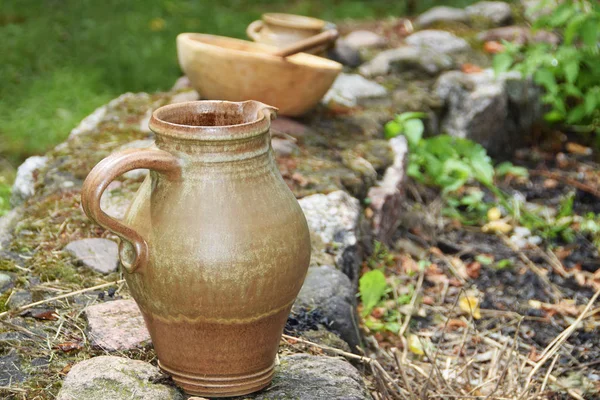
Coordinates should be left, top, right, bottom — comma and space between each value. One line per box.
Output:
466, 1, 513, 25
299, 191, 361, 283
359, 46, 454, 77
65, 238, 119, 274
415, 6, 469, 28
322, 73, 388, 108
0, 208, 22, 250
56, 356, 182, 400
343, 30, 387, 49
435, 69, 543, 156
405, 30, 471, 55
328, 40, 362, 67
0, 350, 26, 385
367, 136, 409, 244
256, 354, 372, 400
293, 265, 360, 350
85, 299, 150, 351
10, 156, 48, 205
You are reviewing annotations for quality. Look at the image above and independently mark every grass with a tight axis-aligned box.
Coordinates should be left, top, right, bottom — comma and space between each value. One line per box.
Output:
0, 0, 484, 167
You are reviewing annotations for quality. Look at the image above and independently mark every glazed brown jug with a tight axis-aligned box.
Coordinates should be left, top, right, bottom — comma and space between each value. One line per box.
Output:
81, 100, 311, 397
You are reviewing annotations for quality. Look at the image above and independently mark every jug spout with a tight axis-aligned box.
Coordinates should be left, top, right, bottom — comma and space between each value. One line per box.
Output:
243, 100, 278, 123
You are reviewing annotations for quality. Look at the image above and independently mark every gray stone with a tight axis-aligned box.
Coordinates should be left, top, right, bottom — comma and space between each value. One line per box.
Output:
0, 208, 22, 250
272, 138, 300, 157
301, 328, 351, 352
271, 117, 309, 140
256, 354, 371, 400
56, 356, 182, 400
405, 30, 471, 55
99, 181, 133, 220
171, 76, 192, 91
65, 238, 119, 274
466, 1, 513, 25
359, 46, 454, 77
328, 40, 362, 67
299, 191, 361, 283
415, 6, 469, 28
0, 272, 13, 293
0, 350, 26, 386
7, 290, 32, 310
322, 73, 387, 108
343, 30, 387, 49
477, 26, 560, 45
85, 299, 151, 351
293, 265, 360, 350
10, 156, 48, 205
367, 136, 409, 244
435, 69, 543, 156
169, 90, 199, 104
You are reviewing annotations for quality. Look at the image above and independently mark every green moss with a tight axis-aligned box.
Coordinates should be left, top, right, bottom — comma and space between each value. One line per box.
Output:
0, 258, 19, 272
0, 291, 11, 313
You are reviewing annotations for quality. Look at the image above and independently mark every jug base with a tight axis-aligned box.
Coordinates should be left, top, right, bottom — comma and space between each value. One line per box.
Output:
159, 360, 275, 397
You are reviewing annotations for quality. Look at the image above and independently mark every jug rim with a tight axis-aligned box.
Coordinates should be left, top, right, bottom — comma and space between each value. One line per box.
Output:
149, 100, 276, 141
262, 13, 326, 30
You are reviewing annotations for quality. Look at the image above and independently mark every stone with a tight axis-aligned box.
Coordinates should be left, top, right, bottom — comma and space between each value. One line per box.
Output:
0, 208, 22, 250
169, 90, 199, 104
85, 299, 150, 351
65, 238, 119, 274
56, 356, 182, 400
367, 136, 409, 244
271, 117, 309, 140
99, 181, 133, 220
359, 46, 454, 77
343, 30, 387, 49
10, 156, 48, 206
328, 39, 362, 67
322, 73, 387, 108
293, 265, 360, 350
466, 1, 513, 26
299, 191, 361, 283
7, 290, 32, 310
301, 328, 351, 352
171, 75, 192, 91
434, 69, 543, 156
415, 6, 469, 28
255, 354, 371, 400
0, 350, 26, 386
0, 272, 13, 293
405, 30, 471, 55
272, 138, 300, 157
477, 26, 560, 45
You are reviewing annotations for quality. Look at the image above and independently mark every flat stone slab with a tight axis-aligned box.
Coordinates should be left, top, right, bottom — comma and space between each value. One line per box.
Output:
65, 238, 119, 274
85, 299, 150, 351
466, 1, 513, 25
405, 30, 471, 55
415, 6, 468, 28
56, 356, 182, 400
322, 73, 387, 108
11, 156, 48, 206
256, 354, 372, 399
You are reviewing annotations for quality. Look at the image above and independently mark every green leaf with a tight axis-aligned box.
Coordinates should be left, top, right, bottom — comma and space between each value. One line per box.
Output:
495, 162, 529, 178
535, 68, 558, 93
566, 104, 586, 124
469, 151, 495, 186
359, 270, 388, 316
396, 112, 428, 122
548, 2, 575, 27
564, 14, 587, 45
384, 322, 401, 333
564, 61, 579, 84
440, 159, 471, 194
495, 259, 513, 270
581, 18, 599, 48
402, 119, 424, 148
544, 109, 565, 123
493, 52, 513, 76
475, 255, 494, 266
584, 91, 597, 115
384, 120, 402, 139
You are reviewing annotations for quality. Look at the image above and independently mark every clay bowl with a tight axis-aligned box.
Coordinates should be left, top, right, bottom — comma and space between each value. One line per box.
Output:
177, 33, 342, 117
247, 13, 333, 54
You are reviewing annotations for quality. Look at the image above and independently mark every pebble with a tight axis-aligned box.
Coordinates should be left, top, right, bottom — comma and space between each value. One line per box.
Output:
65, 238, 119, 274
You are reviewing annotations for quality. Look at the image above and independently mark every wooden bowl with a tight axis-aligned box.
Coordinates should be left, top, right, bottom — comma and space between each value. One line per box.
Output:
177, 33, 342, 117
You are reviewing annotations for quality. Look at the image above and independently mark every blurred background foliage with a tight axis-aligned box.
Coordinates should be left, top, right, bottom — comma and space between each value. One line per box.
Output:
0, 0, 483, 168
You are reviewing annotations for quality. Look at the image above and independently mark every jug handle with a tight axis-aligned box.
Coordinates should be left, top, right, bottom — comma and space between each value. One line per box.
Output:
81, 148, 181, 274
246, 20, 264, 42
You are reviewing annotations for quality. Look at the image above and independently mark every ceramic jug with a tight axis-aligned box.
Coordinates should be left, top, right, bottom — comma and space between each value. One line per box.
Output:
81, 100, 311, 397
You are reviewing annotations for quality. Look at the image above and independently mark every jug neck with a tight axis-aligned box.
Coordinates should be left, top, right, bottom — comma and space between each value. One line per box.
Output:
149, 100, 277, 163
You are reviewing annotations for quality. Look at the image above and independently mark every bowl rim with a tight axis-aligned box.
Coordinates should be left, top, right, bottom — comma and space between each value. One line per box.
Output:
262, 13, 326, 30
177, 33, 342, 72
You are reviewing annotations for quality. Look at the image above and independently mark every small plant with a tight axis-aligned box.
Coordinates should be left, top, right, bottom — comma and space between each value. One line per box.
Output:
384, 112, 427, 143
494, 0, 600, 135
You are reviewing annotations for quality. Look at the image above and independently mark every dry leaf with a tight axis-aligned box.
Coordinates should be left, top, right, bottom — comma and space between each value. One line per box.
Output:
487, 207, 502, 221
408, 334, 424, 355
447, 318, 467, 330
482, 220, 512, 234
55, 342, 82, 352
566, 142, 592, 155
461, 63, 483, 74
459, 295, 481, 319
483, 41, 504, 54
466, 261, 481, 279
31, 309, 58, 321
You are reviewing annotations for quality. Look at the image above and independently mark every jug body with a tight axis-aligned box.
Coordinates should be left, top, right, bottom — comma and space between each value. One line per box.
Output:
82, 101, 311, 397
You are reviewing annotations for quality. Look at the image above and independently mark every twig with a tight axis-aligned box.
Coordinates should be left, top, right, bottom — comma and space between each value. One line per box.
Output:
398, 271, 424, 338
498, 233, 562, 300
0, 280, 126, 319
530, 169, 600, 198
281, 334, 408, 399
